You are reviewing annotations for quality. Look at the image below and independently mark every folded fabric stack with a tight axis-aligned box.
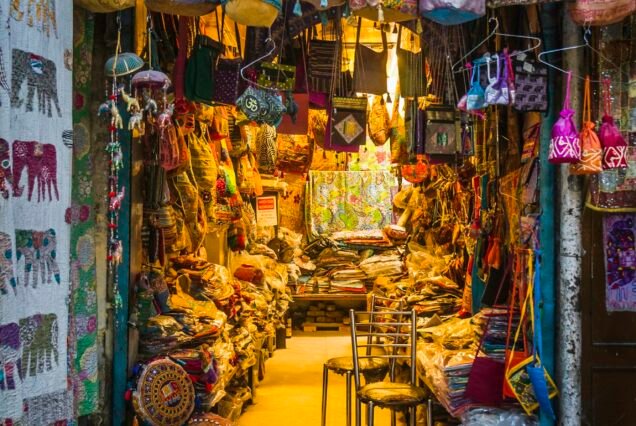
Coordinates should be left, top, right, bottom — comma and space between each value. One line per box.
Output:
169, 349, 219, 404
405, 276, 463, 317
330, 229, 393, 249
359, 254, 404, 279
472, 307, 520, 361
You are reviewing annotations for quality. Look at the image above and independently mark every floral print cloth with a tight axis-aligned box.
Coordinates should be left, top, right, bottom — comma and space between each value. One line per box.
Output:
306, 171, 396, 239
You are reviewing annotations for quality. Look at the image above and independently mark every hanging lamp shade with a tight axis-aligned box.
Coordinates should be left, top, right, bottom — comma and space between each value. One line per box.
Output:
104, 52, 145, 77
74, 0, 135, 13
132, 70, 172, 89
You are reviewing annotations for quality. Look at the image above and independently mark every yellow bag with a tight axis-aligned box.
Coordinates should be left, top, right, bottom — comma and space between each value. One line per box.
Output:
145, 0, 218, 16
570, 77, 602, 175
224, 0, 280, 27
74, 0, 135, 12
368, 95, 391, 147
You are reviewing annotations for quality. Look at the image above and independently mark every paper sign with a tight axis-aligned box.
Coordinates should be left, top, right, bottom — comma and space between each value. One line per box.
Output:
256, 196, 278, 227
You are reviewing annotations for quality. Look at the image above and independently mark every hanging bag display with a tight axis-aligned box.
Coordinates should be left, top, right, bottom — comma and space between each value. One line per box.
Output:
419, 0, 485, 25
513, 53, 548, 112
570, 77, 602, 175
278, 40, 311, 135
568, 0, 636, 26
425, 104, 459, 156
352, 18, 388, 96
599, 77, 628, 170
308, 36, 340, 95
548, 71, 580, 164
185, 35, 225, 105
396, 25, 426, 99
145, 0, 218, 16
236, 86, 287, 126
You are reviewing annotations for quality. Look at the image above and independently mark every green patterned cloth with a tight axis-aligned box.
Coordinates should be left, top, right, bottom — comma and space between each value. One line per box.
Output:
306, 171, 396, 239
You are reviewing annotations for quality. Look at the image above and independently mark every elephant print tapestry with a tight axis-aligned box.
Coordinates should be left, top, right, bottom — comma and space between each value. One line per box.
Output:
0, 0, 73, 423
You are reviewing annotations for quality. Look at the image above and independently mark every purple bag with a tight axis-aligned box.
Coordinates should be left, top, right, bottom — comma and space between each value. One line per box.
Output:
599, 77, 628, 170
549, 72, 580, 164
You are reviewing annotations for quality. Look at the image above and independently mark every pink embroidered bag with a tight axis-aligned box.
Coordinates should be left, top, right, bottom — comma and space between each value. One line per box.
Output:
549, 71, 580, 164
599, 77, 627, 170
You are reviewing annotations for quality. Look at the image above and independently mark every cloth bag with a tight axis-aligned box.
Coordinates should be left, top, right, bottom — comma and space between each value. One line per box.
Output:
420, 0, 485, 25
513, 53, 548, 112
368, 96, 391, 146
224, 0, 281, 27
397, 25, 425, 99
185, 35, 224, 105
352, 18, 388, 96
568, 0, 636, 26
145, 0, 218, 15
548, 72, 580, 164
278, 93, 310, 135
328, 96, 368, 151
599, 78, 628, 170
570, 77, 602, 175
236, 86, 287, 126
466, 60, 486, 111
425, 104, 459, 156
213, 15, 243, 106
308, 39, 340, 95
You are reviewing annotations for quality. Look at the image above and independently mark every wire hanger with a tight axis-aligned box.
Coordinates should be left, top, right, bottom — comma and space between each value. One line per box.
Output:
452, 17, 542, 74
537, 24, 628, 83
239, 29, 278, 90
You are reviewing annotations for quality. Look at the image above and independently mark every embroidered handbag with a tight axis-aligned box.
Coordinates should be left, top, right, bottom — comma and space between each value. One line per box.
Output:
145, 0, 218, 15
484, 54, 510, 106
353, 19, 388, 96
599, 78, 628, 170
419, 0, 485, 25
224, 0, 281, 27
185, 35, 224, 105
349, 0, 418, 22
308, 39, 340, 94
466, 60, 486, 111
568, 0, 636, 26
570, 77, 602, 175
425, 104, 459, 156
213, 17, 243, 106
236, 86, 287, 126
513, 53, 548, 112
328, 96, 368, 151
258, 63, 297, 92
368, 96, 391, 146
548, 72, 580, 164
74, 0, 134, 12
483, 54, 500, 106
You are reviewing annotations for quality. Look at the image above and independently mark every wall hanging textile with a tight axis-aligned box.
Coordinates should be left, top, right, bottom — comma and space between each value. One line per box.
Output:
603, 214, 636, 312
512, 52, 548, 113
349, 0, 418, 22
548, 71, 580, 164
419, 0, 485, 25
145, 0, 218, 15
223, 0, 281, 28
1, 0, 74, 423
568, 0, 636, 26
306, 171, 396, 239
328, 96, 369, 151
352, 19, 388, 96
599, 77, 628, 170
397, 25, 425, 99
570, 77, 602, 175
74, 0, 135, 12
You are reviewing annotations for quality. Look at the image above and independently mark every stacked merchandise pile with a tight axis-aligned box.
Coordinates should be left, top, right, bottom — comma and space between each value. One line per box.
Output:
300, 302, 349, 325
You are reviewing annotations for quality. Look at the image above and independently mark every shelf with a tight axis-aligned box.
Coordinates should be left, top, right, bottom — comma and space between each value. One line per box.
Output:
292, 293, 368, 301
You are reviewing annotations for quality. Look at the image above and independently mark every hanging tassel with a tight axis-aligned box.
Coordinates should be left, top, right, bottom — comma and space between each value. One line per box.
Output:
293, 0, 302, 16
377, 4, 384, 23
320, 0, 328, 7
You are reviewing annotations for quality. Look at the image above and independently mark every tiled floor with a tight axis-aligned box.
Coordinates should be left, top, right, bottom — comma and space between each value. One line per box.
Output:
238, 331, 392, 426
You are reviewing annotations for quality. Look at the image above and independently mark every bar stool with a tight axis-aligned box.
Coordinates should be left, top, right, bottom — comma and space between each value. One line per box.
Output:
321, 356, 388, 426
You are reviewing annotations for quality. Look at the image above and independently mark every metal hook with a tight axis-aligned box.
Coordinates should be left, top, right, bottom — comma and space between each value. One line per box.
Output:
239, 33, 278, 90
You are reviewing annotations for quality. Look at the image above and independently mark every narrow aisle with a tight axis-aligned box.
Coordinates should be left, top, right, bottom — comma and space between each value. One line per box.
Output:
238, 331, 391, 426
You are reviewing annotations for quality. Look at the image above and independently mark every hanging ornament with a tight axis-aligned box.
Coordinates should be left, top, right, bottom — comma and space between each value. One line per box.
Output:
293, 0, 302, 16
